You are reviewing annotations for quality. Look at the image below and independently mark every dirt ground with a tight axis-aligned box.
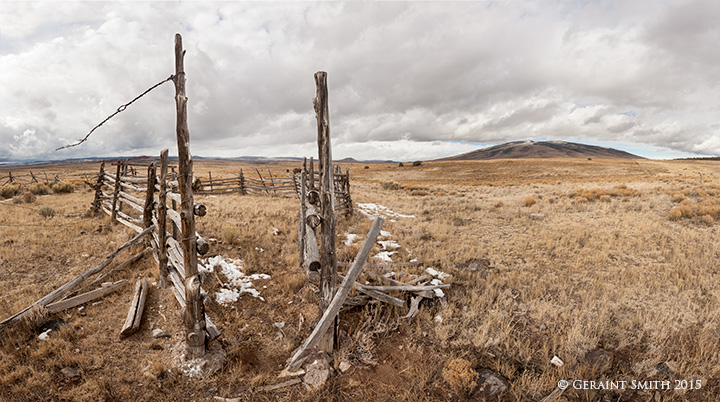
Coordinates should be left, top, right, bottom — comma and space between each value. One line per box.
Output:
2, 157, 720, 401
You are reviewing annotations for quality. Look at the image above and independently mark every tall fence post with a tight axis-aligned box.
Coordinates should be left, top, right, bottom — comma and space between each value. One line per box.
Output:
309, 157, 315, 190
314, 71, 337, 354
239, 169, 246, 195
173, 33, 205, 359
346, 168, 353, 216
157, 149, 170, 289
90, 162, 105, 215
110, 164, 122, 223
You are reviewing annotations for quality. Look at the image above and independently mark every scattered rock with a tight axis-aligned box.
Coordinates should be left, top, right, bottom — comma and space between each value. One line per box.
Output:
338, 360, 351, 373
475, 368, 509, 397
529, 213, 546, 220
150, 343, 164, 350
61, 366, 80, 379
303, 359, 330, 390
585, 348, 613, 373
152, 329, 170, 338
273, 322, 285, 329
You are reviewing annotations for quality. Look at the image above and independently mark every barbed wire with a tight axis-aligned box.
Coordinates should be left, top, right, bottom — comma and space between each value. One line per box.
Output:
55, 75, 175, 151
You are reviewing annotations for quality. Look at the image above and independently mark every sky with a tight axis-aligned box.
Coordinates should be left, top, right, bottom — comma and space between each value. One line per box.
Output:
1, 1, 720, 162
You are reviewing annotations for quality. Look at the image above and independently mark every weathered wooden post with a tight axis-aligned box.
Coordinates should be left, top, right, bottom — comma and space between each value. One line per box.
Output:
309, 157, 315, 190
267, 169, 276, 195
90, 162, 106, 215
208, 171, 213, 192
157, 149, 170, 288
143, 163, 156, 228
346, 168, 353, 216
110, 164, 122, 223
173, 33, 205, 358
239, 169, 246, 195
313, 71, 337, 353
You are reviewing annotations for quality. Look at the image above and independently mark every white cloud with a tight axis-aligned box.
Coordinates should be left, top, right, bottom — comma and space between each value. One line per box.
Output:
1, 1, 719, 161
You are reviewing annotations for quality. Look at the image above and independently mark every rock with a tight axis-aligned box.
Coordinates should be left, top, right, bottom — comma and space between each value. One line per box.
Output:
150, 343, 164, 350
585, 348, 613, 373
303, 359, 330, 390
273, 322, 285, 329
338, 360, 351, 373
474, 368, 508, 398
152, 329, 170, 338
61, 366, 80, 379
529, 213, 546, 220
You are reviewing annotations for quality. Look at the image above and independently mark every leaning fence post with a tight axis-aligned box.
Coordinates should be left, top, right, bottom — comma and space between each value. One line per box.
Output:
110, 164, 122, 223
173, 33, 205, 358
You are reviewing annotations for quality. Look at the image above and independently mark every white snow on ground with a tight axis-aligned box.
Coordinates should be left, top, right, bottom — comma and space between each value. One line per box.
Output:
380, 230, 391, 237
38, 328, 52, 341
374, 251, 397, 262
425, 267, 450, 281
202, 255, 270, 304
344, 233, 359, 246
357, 203, 415, 220
430, 279, 445, 298
378, 240, 400, 250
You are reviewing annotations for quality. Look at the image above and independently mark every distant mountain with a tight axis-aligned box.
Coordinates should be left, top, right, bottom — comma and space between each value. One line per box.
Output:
440, 140, 643, 160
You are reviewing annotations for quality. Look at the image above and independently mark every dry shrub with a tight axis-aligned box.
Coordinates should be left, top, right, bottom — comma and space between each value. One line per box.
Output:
12, 196, 23, 204
52, 182, 74, 194
670, 198, 720, 223
569, 184, 642, 202
0, 184, 21, 199
671, 193, 686, 203
442, 358, 478, 395
493, 200, 504, 208
38, 206, 55, 218
221, 225, 240, 245
411, 189, 429, 196
23, 192, 36, 203
29, 183, 50, 195
523, 197, 537, 207
380, 181, 402, 190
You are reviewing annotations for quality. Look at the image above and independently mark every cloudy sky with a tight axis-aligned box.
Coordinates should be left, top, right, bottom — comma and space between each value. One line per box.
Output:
1, 1, 719, 162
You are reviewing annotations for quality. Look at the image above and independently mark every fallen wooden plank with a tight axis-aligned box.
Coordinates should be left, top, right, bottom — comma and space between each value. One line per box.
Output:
46, 280, 126, 313
90, 247, 150, 286
355, 287, 405, 307
120, 279, 146, 335
354, 283, 449, 292
287, 217, 384, 371
540, 386, 565, 402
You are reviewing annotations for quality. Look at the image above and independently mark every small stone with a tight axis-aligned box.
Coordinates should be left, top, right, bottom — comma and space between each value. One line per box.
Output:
303, 359, 330, 390
338, 360, 351, 373
585, 348, 613, 373
150, 343, 164, 350
550, 356, 564, 367
475, 368, 509, 397
273, 322, 285, 329
61, 367, 80, 379
152, 329, 170, 338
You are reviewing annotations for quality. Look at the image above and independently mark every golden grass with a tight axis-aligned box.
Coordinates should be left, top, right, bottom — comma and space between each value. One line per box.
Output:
2, 158, 720, 401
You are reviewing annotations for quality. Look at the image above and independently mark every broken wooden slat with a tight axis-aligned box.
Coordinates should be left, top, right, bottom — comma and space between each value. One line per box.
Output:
401, 295, 423, 319
46, 280, 126, 313
90, 247, 150, 286
354, 283, 449, 292
287, 217, 384, 371
355, 286, 405, 308
120, 279, 148, 336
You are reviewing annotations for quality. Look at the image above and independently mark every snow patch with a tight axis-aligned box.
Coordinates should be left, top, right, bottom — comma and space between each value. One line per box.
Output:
202, 255, 270, 304
343, 233, 359, 246
374, 251, 397, 262
357, 203, 415, 220
430, 279, 445, 298
38, 328, 52, 341
426, 267, 450, 281
378, 240, 400, 250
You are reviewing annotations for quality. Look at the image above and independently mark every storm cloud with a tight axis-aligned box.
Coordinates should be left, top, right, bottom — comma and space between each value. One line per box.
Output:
1, 1, 719, 161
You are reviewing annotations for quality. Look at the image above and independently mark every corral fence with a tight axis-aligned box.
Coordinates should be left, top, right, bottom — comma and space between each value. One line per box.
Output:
0, 171, 63, 187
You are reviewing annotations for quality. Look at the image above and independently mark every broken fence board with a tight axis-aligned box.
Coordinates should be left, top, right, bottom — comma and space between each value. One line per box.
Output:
46, 280, 126, 313
90, 247, 150, 286
120, 279, 146, 335
287, 217, 384, 371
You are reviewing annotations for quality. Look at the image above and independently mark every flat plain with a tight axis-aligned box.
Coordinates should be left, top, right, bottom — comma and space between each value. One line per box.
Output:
2, 157, 720, 401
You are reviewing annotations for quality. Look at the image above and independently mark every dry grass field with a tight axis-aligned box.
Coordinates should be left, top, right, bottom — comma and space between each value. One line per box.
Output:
2, 157, 720, 401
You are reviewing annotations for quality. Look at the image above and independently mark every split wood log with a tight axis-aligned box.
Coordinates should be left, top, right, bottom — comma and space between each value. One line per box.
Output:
0, 227, 152, 332
157, 148, 170, 288
46, 280, 126, 313
119, 175, 149, 184
118, 195, 144, 213
90, 247, 150, 286
401, 296, 422, 319
120, 279, 149, 336
287, 217, 384, 371
353, 284, 449, 292
355, 287, 405, 307
193, 203, 206, 216
166, 192, 181, 204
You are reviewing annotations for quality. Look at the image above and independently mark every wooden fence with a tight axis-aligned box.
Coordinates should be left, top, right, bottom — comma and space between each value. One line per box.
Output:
0, 171, 62, 187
